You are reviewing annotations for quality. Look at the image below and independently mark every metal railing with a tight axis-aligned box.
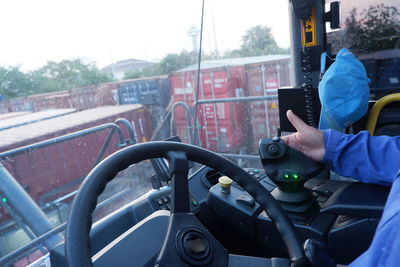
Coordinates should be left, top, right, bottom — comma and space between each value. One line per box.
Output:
0, 119, 136, 265
0, 123, 126, 160
0, 188, 130, 265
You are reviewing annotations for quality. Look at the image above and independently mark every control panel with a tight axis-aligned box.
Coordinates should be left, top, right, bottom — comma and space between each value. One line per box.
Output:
149, 187, 201, 214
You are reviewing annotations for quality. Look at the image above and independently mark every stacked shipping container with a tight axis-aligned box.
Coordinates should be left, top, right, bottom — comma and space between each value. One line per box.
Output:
116, 76, 171, 130
170, 55, 291, 153
170, 64, 250, 152
245, 57, 291, 150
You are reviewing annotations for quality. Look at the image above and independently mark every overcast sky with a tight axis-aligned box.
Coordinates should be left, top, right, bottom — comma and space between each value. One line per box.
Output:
0, 0, 291, 71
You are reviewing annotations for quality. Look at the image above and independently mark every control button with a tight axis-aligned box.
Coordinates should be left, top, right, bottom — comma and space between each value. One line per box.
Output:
157, 199, 163, 206
267, 144, 279, 155
163, 197, 169, 203
323, 189, 332, 196
236, 194, 255, 207
254, 174, 260, 179
249, 172, 254, 176
218, 176, 233, 194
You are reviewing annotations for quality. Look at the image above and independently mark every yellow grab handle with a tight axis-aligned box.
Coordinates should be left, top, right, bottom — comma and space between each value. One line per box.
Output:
366, 93, 400, 135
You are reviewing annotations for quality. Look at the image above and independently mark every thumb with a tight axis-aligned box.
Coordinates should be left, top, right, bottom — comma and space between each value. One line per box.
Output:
286, 110, 310, 132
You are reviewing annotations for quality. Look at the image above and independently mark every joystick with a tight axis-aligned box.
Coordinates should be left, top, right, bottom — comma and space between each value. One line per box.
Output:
259, 136, 326, 222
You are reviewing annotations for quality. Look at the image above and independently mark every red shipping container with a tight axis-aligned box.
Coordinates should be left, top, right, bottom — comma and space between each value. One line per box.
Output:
0, 111, 31, 121
170, 63, 250, 153
245, 57, 291, 150
170, 56, 291, 153
0, 109, 75, 131
69, 86, 97, 110
94, 82, 119, 106
0, 105, 152, 217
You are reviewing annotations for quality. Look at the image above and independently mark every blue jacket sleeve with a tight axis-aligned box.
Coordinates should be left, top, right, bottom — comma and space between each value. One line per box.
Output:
323, 129, 400, 186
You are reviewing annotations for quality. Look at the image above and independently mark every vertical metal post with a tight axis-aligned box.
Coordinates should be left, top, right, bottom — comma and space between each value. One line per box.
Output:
276, 63, 281, 87
261, 64, 271, 137
181, 74, 186, 105
195, 72, 210, 149
288, 0, 326, 88
289, 2, 302, 87
210, 72, 219, 148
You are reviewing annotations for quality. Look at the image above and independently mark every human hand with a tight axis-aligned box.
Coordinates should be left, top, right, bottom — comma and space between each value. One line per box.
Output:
281, 110, 325, 162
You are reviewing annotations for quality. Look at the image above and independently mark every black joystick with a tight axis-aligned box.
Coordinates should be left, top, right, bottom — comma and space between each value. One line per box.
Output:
259, 136, 324, 192
259, 137, 325, 221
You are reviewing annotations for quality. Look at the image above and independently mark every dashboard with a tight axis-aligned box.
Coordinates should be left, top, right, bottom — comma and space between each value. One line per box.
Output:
50, 165, 390, 266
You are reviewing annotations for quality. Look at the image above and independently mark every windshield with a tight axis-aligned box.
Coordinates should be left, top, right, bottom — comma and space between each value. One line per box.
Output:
0, 0, 398, 266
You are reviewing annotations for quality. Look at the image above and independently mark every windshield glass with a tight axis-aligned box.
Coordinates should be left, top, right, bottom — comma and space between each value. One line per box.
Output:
0, 1, 290, 265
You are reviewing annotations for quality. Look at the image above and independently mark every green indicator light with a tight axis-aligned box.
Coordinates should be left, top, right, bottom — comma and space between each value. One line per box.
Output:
284, 174, 290, 180
192, 200, 197, 206
293, 174, 299, 180
2, 197, 6, 203
254, 169, 259, 173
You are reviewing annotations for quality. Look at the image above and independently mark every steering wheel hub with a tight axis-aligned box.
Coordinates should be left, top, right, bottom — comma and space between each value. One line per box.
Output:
176, 227, 212, 265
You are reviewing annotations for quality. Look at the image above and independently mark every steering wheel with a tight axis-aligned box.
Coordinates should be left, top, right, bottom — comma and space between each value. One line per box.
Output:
65, 141, 306, 266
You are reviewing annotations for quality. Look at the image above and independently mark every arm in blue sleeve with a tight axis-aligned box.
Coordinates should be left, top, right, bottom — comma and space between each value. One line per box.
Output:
323, 129, 400, 185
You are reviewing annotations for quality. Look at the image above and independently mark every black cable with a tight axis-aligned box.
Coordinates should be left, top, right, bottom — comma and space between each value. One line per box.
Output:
301, 18, 317, 128
192, 0, 205, 146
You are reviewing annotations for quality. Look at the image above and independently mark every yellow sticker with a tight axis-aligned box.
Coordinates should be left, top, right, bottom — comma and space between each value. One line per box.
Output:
271, 102, 278, 109
142, 136, 147, 142
300, 7, 317, 47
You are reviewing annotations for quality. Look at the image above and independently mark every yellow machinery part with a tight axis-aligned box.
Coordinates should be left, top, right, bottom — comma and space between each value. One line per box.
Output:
366, 93, 400, 135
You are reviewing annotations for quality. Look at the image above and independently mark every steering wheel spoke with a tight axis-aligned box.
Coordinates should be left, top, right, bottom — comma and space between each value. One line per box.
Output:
166, 151, 190, 214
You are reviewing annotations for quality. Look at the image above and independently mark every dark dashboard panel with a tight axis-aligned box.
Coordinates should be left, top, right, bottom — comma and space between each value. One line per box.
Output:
51, 163, 391, 266
206, 176, 390, 264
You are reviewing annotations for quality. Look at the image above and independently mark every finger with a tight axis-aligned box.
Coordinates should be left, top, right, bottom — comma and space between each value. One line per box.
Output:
281, 134, 300, 151
286, 110, 309, 132
281, 135, 289, 145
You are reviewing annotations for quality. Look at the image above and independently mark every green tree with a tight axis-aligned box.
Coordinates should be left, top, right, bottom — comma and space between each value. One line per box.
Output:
157, 50, 197, 74
0, 58, 113, 99
124, 50, 200, 79
223, 25, 288, 58
33, 59, 113, 92
0, 66, 38, 98
124, 64, 164, 80
344, 4, 400, 54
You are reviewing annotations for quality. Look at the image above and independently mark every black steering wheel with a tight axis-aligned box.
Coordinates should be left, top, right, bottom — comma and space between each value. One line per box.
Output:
65, 141, 305, 266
